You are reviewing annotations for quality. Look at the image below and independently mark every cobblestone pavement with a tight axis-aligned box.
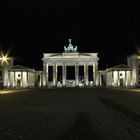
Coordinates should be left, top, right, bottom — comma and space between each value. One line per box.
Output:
0, 87, 140, 140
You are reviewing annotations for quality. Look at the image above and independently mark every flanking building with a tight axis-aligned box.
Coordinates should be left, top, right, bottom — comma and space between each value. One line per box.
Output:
0, 59, 42, 88
127, 54, 140, 87
105, 64, 133, 87
8, 65, 36, 87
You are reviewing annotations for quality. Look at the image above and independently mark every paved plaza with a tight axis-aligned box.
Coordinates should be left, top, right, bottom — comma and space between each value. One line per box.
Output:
0, 87, 140, 140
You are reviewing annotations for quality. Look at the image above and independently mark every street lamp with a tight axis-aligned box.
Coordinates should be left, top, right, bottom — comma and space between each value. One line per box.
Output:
0, 55, 8, 64
2, 56, 7, 62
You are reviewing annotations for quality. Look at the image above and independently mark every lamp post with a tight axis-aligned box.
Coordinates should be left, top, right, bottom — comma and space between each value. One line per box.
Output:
0, 55, 8, 89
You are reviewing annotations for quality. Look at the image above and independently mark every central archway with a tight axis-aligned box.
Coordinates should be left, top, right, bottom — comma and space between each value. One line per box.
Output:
67, 66, 75, 80
66, 66, 75, 87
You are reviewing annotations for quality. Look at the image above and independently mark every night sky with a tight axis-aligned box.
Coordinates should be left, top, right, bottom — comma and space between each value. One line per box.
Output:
0, 2, 140, 70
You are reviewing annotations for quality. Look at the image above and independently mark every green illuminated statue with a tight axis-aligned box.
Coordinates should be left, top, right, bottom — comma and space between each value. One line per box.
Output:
64, 39, 78, 52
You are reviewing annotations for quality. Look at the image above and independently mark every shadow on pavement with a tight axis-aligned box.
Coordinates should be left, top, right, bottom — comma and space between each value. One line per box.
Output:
99, 97, 140, 122
59, 112, 102, 140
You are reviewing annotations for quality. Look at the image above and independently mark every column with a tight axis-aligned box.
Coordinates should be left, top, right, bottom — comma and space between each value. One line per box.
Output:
14, 71, 16, 87
117, 71, 119, 86
43, 64, 46, 86
130, 70, 133, 86
21, 71, 23, 87
53, 64, 57, 86
26, 72, 28, 87
22, 71, 24, 87
8, 71, 10, 87
95, 63, 98, 86
11, 72, 13, 87
39, 74, 41, 87
8, 72, 10, 87
112, 70, 114, 86
125, 70, 127, 86
55, 64, 58, 85
93, 64, 95, 85
84, 64, 88, 86
46, 64, 48, 86
62, 64, 66, 86
93, 63, 97, 85
75, 65, 79, 86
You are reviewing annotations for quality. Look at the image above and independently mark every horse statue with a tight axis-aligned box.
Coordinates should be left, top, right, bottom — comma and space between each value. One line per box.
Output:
64, 39, 78, 52
73, 46, 78, 52
64, 46, 68, 52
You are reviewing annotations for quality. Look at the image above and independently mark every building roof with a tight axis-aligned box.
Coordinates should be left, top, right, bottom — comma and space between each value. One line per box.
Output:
106, 64, 132, 72
112, 64, 132, 69
9, 65, 35, 72
43, 52, 99, 59
42, 52, 99, 65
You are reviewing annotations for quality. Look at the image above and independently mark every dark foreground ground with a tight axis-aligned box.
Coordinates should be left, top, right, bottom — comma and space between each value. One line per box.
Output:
0, 87, 140, 140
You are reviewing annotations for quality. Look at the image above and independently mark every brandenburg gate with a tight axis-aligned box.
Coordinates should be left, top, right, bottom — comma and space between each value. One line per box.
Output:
42, 39, 99, 87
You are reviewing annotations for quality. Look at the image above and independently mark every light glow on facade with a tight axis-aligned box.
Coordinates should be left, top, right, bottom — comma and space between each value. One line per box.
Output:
137, 56, 140, 59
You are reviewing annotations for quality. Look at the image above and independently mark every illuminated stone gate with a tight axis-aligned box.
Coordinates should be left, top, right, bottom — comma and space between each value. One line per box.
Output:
42, 39, 99, 87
